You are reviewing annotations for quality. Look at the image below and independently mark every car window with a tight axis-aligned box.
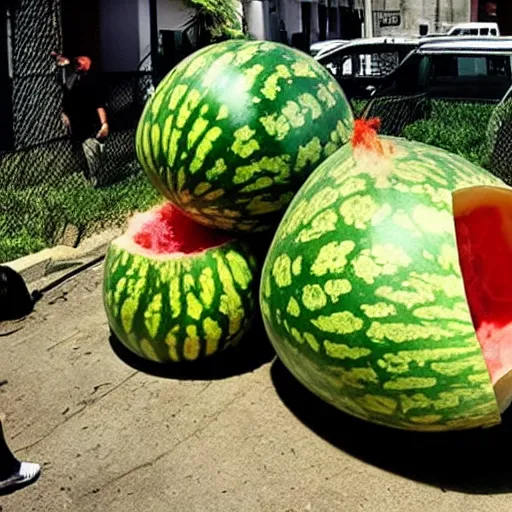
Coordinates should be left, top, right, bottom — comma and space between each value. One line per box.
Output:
431, 55, 509, 79
453, 28, 479, 35
458, 57, 487, 76
491, 29, 498, 35
481, 28, 489, 35
358, 52, 401, 76
323, 51, 402, 78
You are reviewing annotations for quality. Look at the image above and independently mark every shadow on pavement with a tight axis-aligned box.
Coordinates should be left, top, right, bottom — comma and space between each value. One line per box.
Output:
109, 316, 276, 381
271, 359, 512, 495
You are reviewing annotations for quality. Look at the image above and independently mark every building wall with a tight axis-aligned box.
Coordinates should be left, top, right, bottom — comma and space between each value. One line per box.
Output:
98, 0, 194, 72
138, 0, 152, 63
100, 0, 141, 72
157, 0, 194, 31
246, 1, 270, 40
279, 0, 326, 44
278, 0, 472, 41
372, 0, 471, 37
278, 0, 366, 45
281, 0, 303, 39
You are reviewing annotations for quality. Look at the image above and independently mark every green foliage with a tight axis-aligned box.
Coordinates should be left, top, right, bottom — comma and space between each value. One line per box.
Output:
402, 101, 495, 168
351, 99, 368, 119
354, 97, 512, 180
182, 0, 245, 46
0, 172, 161, 263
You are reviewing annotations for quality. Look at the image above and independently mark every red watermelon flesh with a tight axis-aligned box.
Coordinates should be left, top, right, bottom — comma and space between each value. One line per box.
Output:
454, 187, 512, 412
128, 202, 232, 256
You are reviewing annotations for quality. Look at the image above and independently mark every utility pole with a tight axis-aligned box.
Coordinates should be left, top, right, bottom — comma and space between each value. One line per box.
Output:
149, 0, 159, 86
364, 0, 373, 38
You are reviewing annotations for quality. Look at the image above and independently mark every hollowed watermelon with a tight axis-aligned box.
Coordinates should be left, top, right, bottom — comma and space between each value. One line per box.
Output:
261, 119, 512, 431
135, 39, 354, 233
103, 203, 257, 363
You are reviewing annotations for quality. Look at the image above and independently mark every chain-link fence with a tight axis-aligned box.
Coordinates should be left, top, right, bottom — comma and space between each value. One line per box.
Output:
10, 0, 64, 148
358, 94, 512, 186
487, 100, 512, 185
1, 0, 160, 263
1, 70, 157, 263
5, 0, 512, 265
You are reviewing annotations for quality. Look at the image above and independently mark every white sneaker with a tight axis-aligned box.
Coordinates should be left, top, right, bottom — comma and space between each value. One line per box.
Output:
0, 462, 41, 493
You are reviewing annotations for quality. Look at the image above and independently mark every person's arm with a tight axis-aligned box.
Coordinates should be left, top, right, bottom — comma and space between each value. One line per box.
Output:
61, 92, 71, 134
94, 75, 109, 140
62, 112, 71, 133
96, 107, 109, 139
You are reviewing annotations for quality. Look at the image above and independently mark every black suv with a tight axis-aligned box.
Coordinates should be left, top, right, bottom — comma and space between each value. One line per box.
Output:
317, 36, 512, 104
376, 37, 512, 102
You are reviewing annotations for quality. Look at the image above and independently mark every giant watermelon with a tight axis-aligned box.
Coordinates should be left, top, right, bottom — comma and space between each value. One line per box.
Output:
104, 203, 257, 362
261, 119, 512, 431
135, 39, 354, 233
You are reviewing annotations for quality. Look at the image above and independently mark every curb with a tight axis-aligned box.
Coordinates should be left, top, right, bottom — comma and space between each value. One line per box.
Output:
4, 226, 124, 289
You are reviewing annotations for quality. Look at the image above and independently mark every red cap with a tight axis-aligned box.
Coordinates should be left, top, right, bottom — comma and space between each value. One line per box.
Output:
75, 56, 92, 72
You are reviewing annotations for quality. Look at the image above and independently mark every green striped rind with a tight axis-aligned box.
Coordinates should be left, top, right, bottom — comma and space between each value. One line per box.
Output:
260, 137, 507, 431
103, 239, 257, 362
135, 40, 354, 233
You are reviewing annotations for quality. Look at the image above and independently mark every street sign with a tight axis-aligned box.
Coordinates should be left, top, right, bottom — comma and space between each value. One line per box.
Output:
378, 10, 401, 28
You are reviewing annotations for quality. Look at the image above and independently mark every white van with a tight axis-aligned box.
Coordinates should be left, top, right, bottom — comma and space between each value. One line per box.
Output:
446, 22, 500, 37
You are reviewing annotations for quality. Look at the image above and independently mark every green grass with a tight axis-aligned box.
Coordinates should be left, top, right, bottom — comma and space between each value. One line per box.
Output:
402, 100, 495, 168
0, 169, 161, 263
352, 98, 499, 169
0, 99, 506, 262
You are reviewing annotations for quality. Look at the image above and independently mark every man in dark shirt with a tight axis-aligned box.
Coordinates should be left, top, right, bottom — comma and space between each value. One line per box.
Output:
60, 56, 109, 187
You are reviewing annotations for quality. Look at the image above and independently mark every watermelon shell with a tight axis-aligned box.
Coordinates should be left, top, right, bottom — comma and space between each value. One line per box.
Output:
104, 205, 258, 363
135, 39, 354, 233
260, 131, 509, 431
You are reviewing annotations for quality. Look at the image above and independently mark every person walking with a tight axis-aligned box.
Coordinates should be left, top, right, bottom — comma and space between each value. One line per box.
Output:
0, 415, 41, 495
54, 53, 109, 187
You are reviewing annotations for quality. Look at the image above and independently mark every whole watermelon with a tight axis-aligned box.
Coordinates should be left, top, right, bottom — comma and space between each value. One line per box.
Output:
104, 203, 257, 362
260, 119, 512, 431
136, 39, 354, 233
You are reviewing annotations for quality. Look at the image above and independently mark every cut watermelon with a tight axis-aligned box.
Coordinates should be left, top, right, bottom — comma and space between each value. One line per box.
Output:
128, 203, 231, 256
102, 202, 258, 363
260, 118, 512, 431
454, 187, 512, 413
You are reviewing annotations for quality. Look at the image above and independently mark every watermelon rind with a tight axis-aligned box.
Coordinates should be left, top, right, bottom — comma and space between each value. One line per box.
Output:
260, 136, 507, 431
135, 39, 354, 233
104, 236, 258, 363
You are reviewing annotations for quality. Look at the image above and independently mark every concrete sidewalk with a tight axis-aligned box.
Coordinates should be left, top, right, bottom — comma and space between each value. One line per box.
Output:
1, 263, 512, 511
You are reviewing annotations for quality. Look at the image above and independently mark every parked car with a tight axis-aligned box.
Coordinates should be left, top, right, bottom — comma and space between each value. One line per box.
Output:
446, 22, 500, 37
314, 37, 422, 100
317, 36, 512, 103
375, 37, 512, 102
